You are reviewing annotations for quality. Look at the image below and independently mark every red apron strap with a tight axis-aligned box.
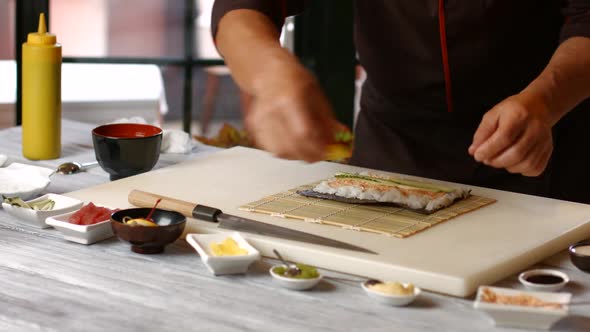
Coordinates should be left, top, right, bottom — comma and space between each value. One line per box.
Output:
438, 0, 453, 113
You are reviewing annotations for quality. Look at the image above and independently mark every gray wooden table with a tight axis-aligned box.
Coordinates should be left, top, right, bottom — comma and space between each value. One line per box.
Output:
0, 120, 588, 332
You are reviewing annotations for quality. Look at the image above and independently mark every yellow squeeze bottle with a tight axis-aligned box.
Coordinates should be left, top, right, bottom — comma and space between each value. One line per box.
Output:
22, 13, 62, 160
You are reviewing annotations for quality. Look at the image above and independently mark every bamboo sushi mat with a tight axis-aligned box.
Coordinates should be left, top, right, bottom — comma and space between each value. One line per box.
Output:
240, 183, 496, 238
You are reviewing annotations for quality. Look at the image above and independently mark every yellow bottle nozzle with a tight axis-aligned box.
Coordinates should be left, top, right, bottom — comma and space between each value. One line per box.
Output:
38, 13, 47, 34
26, 13, 57, 46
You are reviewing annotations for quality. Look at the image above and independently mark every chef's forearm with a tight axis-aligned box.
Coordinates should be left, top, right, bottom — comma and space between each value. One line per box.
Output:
520, 36, 590, 126
215, 9, 302, 96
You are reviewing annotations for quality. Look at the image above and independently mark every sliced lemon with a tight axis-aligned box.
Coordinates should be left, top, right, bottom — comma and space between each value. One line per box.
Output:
124, 218, 158, 227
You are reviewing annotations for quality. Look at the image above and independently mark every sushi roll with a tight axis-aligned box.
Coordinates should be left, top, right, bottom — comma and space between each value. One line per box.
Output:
299, 172, 470, 213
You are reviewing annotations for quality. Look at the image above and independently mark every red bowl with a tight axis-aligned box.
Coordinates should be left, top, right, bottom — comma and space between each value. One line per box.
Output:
92, 123, 163, 181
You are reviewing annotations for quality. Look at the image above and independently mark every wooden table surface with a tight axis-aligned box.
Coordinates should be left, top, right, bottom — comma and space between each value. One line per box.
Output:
0, 120, 588, 332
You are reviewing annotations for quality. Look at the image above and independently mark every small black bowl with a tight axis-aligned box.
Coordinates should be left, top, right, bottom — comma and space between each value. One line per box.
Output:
111, 208, 186, 254
92, 123, 163, 181
569, 240, 590, 273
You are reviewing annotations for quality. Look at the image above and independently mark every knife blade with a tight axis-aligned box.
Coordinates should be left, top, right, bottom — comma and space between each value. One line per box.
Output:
129, 190, 376, 254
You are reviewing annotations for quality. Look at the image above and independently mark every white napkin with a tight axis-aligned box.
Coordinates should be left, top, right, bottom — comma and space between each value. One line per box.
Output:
0, 154, 6, 167
161, 130, 192, 154
110, 117, 192, 154
0, 163, 53, 200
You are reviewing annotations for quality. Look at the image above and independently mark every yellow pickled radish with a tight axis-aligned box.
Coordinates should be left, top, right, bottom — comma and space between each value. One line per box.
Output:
209, 238, 248, 256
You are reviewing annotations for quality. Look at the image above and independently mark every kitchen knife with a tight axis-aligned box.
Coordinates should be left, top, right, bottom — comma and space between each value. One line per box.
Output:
128, 190, 376, 254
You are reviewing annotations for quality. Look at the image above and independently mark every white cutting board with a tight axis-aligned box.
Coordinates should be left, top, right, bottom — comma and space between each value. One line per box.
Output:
66, 147, 590, 297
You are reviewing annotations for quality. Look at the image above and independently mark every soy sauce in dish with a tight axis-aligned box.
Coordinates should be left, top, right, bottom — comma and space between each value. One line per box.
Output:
524, 274, 564, 285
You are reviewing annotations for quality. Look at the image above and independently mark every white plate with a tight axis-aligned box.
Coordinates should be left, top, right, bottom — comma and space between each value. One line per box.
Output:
186, 232, 260, 275
269, 264, 322, 291
361, 281, 421, 306
473, 286, 570, 330
2, 194, 83, 229
0, 163, 53, 200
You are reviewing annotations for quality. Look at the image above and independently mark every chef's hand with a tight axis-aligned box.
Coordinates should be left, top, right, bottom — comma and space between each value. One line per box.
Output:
215, 9, 340, 162
468, 94, 554, 177
245, 65, 338, 163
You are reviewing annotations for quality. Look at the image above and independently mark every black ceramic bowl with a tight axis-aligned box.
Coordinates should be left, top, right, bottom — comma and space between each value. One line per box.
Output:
569, 241, 590, 273
111, 208, 186, 254
92, 123, 163, 181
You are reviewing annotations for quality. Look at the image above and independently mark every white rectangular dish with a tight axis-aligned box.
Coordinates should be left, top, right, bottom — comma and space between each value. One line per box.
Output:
45, 208, 114, 245
186, 232, 260, 275
473, 286, 570, 330
2, 193, 83, 229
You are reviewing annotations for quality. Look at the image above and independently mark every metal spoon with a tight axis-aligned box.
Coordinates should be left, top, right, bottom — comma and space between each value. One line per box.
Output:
273, 249, 301, 277
55, 161, 99, 175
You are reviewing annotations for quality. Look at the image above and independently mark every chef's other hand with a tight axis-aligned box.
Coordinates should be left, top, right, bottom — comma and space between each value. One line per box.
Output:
468, 94, 553, 177
245, 65, 337, 163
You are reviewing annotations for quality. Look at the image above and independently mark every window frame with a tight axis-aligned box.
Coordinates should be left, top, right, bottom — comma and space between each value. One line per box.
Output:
15, 0, 225, 134
15, 0, 354, 133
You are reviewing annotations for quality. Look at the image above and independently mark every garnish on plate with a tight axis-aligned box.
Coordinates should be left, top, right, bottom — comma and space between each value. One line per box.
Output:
209, 237, 248, 256
68, 202, 117, 225
272, 264, 319, 279
480, 287, 564, 309
3, 195, 55, 211
364, 280, 415, 296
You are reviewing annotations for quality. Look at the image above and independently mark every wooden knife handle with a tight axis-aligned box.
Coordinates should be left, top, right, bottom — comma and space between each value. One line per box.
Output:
128, 190, 196, 218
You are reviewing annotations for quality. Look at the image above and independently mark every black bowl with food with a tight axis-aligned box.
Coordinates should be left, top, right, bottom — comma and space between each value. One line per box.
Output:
569, 240, 590, 273
111, 208, 186, 254
92, 123, 163, 181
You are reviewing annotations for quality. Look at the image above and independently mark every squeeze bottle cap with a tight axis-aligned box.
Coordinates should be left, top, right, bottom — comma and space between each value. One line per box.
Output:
27, 13, 57, 45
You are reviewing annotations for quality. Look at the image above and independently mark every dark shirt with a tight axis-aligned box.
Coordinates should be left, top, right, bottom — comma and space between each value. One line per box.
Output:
211, 0, 590, 203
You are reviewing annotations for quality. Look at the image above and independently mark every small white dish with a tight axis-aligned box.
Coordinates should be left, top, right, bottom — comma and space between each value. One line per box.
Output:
186, 232, 260, 275
474, 286, 570, 330
269, 264, 323, 291
45, 207, 114, 245
361, 281, 421, 306
518, 269, 570, 292
2, 193, 83, 229
0, 163, 53, 200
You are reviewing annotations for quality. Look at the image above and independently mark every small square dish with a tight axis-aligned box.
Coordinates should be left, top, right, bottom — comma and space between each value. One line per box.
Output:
473, 286, 570, 330
45, 205, 115, 244
2, 194, 83, 229
186, 232, 260, 275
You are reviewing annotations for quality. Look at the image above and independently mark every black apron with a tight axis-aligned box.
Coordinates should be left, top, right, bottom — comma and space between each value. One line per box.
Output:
349, 1, 590, 203
350, 80, 552, 198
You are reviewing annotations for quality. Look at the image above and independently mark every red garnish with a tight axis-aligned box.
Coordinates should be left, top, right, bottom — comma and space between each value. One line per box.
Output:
67, 203, 117, 225
145, 198, 161, 222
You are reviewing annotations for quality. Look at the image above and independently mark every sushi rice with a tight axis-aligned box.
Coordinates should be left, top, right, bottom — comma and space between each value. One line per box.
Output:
312, 172, 470, 212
